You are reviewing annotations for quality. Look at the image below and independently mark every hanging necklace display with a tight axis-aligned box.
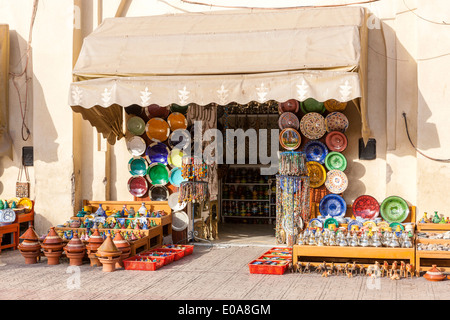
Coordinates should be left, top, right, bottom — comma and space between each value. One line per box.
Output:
278, 151, 307, 176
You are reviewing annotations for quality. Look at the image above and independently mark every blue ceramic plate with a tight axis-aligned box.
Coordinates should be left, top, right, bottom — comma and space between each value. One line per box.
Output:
304, 140, 328, 164
319, 194, 347, 218
169, 167, 187, 187
347, 220, 364, 231
308, 218, 323, 228
128, 157, 148, 176
145, 142, 170, 164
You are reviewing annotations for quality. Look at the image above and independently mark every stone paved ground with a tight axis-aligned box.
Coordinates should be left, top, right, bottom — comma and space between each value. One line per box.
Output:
0, 245, 449, 300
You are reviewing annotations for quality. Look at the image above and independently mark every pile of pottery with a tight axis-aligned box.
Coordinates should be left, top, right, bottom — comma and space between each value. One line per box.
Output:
64, 232, 86, 266
41, 227, 65, 265
417, 231, 450, 240
417, 243, 450, 251
95, 234, 122, 272
18, 227, 41, 264
297, 227, 414, 248
86, 228, 104, 267
419, 211, 450, 224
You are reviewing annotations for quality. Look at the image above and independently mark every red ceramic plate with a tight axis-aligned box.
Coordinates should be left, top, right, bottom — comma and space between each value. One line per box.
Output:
145, 104, 170, 119
325, 131, 348, 152
278, 99, 299, 114
127, 176, 148, 198
352, 195, 380, 220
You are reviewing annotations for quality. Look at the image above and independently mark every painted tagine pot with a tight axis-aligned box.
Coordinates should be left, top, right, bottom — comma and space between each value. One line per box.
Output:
113, 232, 131, 268
41, 227, 64, 265
86, 228, 104, 267
64, 232, 86, 266
423, 265, 446, 282
96, 234, 122, 272
18, 227, 41, 264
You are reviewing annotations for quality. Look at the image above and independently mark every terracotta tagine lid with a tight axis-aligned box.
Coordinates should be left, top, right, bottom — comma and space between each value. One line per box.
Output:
20, 226, 40, 241
96, 234, 121, 258
424, 265, 446, 282
64, 232, 86, 254
113, 232, 131, 254
42, 227, 64, 251
86, 228, 104, 253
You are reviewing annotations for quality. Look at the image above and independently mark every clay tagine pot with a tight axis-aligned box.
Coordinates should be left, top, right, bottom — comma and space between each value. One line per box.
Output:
64, 232, 86, 266
96, 234, 122, 272
86, 228, 104, 267
113, 232, 131, 269
18, 227, 42, 264
41, 227, 64, 265
423, 265, 447, 282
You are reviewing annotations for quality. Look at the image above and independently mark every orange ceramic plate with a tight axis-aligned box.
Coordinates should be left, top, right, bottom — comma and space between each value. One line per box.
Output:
146, 117, 170, 142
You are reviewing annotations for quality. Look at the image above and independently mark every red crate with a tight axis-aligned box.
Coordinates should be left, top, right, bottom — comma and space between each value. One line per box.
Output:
268, 247, 292, 252
161, 244, 194, 255
123, 256, 165, 271
263, 250, 292, 258
259, 255, 292, 262
150, 248, 184, 260
248, 259, 289, 275
137, 251, 175, 265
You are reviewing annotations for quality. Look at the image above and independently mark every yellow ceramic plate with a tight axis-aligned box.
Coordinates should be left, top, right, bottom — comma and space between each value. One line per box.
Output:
306, 161, 326, 188
18, 197, 33, 212
363, 220, 377, 230
376, 221, 390, 231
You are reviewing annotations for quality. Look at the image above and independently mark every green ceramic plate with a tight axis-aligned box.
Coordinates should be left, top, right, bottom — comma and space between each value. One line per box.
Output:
147, 163, 169, 186
389, 222, 405, 231
324, 152, 347, 171
128, 157, 147, 176
380, 196, 409, 223
324, 217, 339, 229
300, 98, 325, 114
127, 116, 146, 136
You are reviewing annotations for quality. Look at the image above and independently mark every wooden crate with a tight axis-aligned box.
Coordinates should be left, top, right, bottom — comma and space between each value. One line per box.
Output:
415, 229, 450, 275
293, 205, 416, 270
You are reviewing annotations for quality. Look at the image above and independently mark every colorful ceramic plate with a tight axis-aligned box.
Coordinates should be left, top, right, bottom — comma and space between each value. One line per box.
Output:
127, 116, 146, 136
0, 208, 16, 224
299, 112, 326, 140
347, 220, 363, 231
145, 142, 170, 164
168, 148, 184, 168
149, 185, 169, 201
145, 104, 170, 119
167, 112, 188, 131
147, 163, 170, 186
352, 195, 380, 220
278, 99, 299, 114
363, 220, 377, 229
18, 198, 33, 212
380, 196, 409, 223
325, 170, 348, 194
300, 98, 325, 114
308, 218, 323, 228
324, 99, 347, 112
389, 222, 405, 231
325, 112, 349, 133
324, 217, 339, 229
279, 128, 301, 150
170, 104, 189, 115
168, 192, 187, 211
172, 211, 189, 231
377, 221, 390, 231
325, 131, 348, 152
278, 112, 299, 130
306, 161, 326, 188
319, 194, 347, 217
127, 176, 148, 198
168, 129, 191, 149
169, 167, 187, 187
324, 152, 347, 171
145, 117, 170, 142
128, 157, 148, 176
126, 136, 147, 157
304, 140, 328, 164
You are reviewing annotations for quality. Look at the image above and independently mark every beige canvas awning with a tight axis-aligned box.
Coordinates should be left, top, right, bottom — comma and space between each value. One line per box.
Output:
69, 6, 370, 144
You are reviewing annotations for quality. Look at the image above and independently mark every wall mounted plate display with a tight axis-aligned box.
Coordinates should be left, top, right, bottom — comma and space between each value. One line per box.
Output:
127, 116, 146, 136
168, 192, 187, 211
169, 167, 187, 187
306, 161, 326, 188
168, 129, 191, 149
325, 170, 348, 194
128, 157, 148, 176
325, 112, 349, 133
278, 112, 299, 130
324, 152, 347, 171
279, 128, 301, 150
149, 185, 169, 201
380, 196, 409, 223
147, 163, 170, 186
145, 104, 170, 119
172, 211, 189, 231
304, 140, 328, 164
127, 176, 148, 198
300, 98, 325, 114
145, 117, 170, 142
352, 195, 380, 220
145, 142, 170, 164
319, 194, 347, 217
126, 136, 147, 157
325, 131, 348, 152
299, 112, 326, 140
167, 112, 188, 131
324, 99, 347, 112
278, 99, 299, 114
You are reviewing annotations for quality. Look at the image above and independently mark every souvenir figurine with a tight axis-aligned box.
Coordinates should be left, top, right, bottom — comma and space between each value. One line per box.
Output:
0, 200, 4, 210
95, 204, 106, 218
439, 217, 447, 224
419, 212, 428, 223
138, 202, 147, 216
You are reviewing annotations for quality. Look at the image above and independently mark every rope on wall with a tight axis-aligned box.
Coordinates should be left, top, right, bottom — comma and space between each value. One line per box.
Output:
402, 112, 450, 162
